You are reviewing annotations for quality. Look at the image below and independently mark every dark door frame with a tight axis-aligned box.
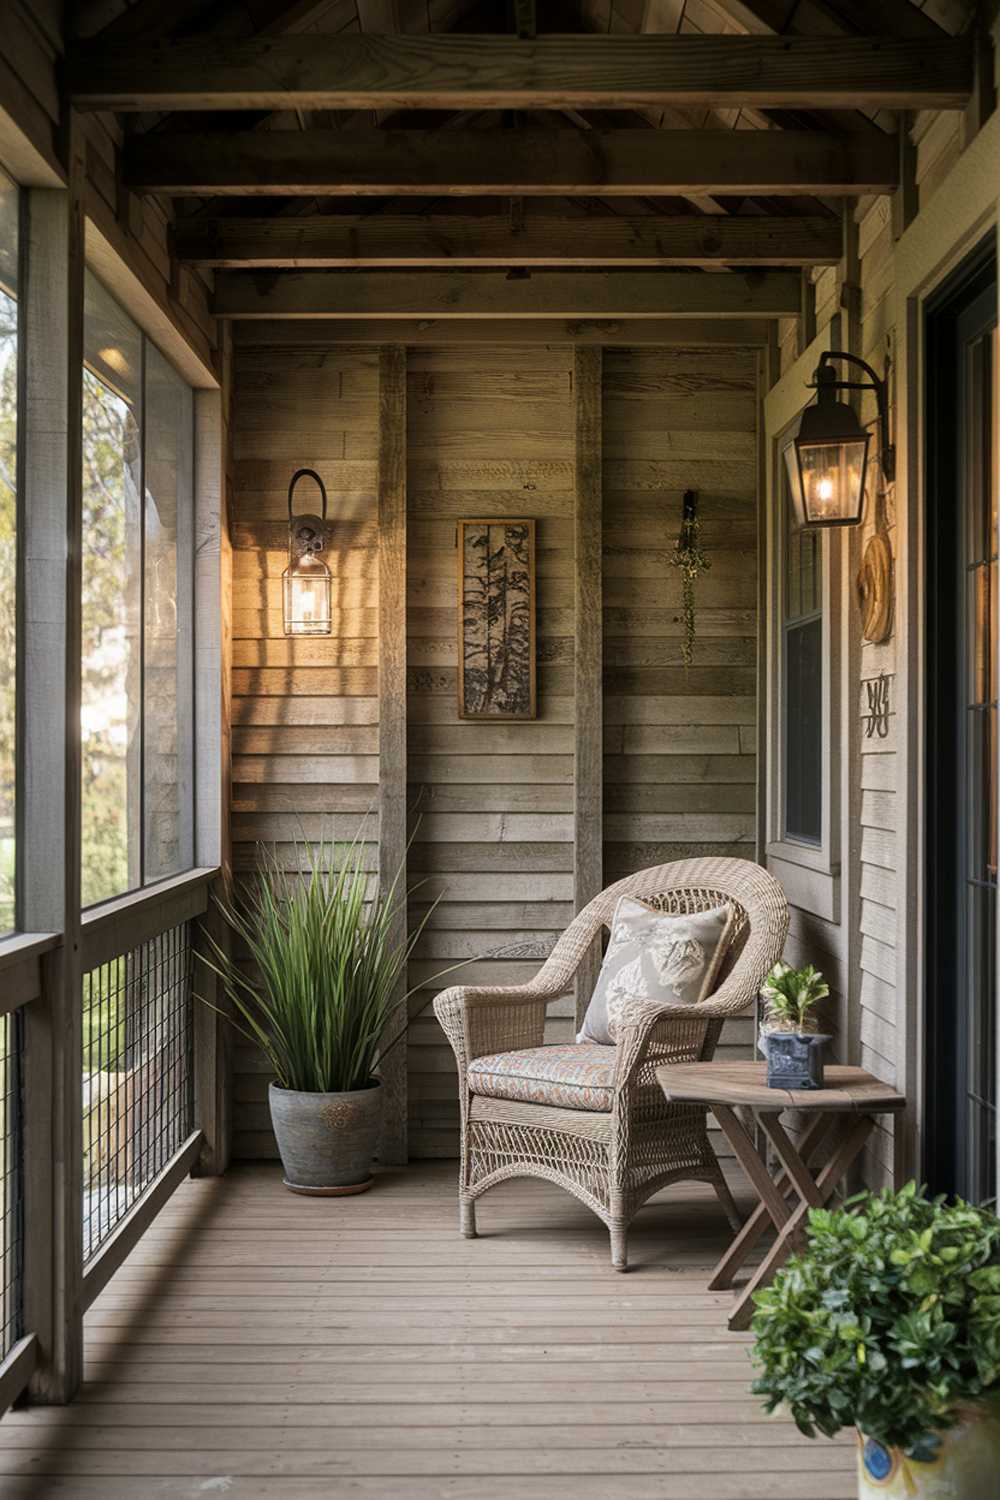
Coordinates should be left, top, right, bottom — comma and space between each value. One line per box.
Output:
923, 231, 997, 1197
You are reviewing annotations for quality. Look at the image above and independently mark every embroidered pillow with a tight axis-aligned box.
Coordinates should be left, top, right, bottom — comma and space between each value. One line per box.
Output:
577, 897, 736, 1046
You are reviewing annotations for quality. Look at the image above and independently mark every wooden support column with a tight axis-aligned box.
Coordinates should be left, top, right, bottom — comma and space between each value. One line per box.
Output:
797, 269, 816, 358
573, 347, 603, 1028
892, 117, 918, 241
378, 346, 407, 1166
20, 145, 86, 1403
192, 371, 232, 1177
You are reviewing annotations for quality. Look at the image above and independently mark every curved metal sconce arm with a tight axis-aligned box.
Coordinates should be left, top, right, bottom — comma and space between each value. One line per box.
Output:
809, 350, 896, 484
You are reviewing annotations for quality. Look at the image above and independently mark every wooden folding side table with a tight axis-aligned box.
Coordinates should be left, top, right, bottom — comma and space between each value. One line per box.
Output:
656, 1061, 906, 1331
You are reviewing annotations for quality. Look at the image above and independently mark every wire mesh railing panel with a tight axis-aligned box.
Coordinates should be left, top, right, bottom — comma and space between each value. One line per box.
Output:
0, 1009, 23, 1360
82, 921, 193, 1262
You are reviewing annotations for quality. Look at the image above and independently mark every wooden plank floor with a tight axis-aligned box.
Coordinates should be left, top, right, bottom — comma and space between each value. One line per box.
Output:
3, 1161, 856, 1498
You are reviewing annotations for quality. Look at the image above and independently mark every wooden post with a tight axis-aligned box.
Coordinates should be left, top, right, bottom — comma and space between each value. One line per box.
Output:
891, 116, 917, 241
377, 345, 407, 1167
797, 269, 816, 357
192, 379, 231, 1176
573, 347, 603, 1028
20, 144, 86, 1403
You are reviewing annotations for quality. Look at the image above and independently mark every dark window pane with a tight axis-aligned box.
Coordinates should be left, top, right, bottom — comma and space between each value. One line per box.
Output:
784, 617, 822, 844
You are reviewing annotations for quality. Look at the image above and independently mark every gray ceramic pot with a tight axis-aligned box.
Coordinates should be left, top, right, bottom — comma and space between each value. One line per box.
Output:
269, 1079, 382, 1196
764, 1032, 831, 1090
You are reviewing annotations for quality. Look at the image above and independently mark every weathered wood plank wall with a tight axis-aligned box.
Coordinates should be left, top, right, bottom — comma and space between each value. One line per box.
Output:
405, 345, 578, 1157
230, 344, 381, 1159
602, 346, 761, 1092
230, 339, 759, 1160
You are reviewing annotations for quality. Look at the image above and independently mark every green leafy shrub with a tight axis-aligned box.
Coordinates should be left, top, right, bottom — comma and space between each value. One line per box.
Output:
200, 834, 434, 1095
751, 1183, 1000, 1453
759, 960, 829, 1032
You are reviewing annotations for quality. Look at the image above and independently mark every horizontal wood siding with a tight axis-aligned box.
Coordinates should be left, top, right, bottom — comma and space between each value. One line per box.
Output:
406, 346, 577, 1158
856, 194, 900, 1190
602, 346, 760, 1141
231, 344, 380, 1158
231, 339, 761, 1161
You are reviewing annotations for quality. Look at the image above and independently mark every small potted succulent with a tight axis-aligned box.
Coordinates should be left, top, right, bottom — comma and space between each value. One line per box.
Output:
758, 960, 831, 1089
751, 1183, 1000, 1498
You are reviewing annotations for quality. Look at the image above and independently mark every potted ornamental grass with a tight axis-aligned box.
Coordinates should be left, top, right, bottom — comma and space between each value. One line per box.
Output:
759, 960, 831, 1089
200, 833, 433, 1196
752, 1182, 1000, 1497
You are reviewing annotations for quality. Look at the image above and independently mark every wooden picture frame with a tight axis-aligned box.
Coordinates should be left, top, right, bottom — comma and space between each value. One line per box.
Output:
457, 518, 537, 720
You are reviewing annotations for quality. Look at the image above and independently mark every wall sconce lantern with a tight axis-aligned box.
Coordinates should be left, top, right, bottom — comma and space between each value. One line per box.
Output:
788, 351, 895, 529
283, 467, 332, 636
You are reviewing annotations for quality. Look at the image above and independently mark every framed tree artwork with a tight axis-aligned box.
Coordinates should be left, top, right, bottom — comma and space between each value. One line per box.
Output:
457, 518, 537, 720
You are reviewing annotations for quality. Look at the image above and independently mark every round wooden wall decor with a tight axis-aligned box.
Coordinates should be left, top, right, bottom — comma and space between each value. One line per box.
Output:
857, 531, 894, 643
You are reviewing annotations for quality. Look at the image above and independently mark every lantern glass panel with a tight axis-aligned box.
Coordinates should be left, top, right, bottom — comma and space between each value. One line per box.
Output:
795, 436, 869, 526
283, 555, 332, 636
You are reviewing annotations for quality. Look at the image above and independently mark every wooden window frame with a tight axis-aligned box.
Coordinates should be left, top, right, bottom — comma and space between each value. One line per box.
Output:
765, 388, 843, 923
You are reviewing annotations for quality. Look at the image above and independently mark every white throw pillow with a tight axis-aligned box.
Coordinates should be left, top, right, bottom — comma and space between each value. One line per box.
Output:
577, 896, 736, 1046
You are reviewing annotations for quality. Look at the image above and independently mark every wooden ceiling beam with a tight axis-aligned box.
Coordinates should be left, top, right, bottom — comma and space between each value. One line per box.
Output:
175, 211, 842, 267
123, 128, 900, 197
67, 34, 973, 113
230, 315, 773, 345
211, 268, 802, 319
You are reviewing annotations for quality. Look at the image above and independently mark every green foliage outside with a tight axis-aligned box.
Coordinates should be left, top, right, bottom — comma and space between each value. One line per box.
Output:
0, 312, 138, 922
82, 958, 126, 1074
80, 367, 137, 910
752, 1182, 1000, 1453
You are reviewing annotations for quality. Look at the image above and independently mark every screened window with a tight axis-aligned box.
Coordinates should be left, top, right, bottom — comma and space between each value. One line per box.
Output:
82, 275, 194, 907
781, 444, 823, 845
0, 173, 17, 934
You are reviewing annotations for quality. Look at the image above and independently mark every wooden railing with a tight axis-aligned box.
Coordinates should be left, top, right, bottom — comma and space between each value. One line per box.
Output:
0, 865, 226, 1413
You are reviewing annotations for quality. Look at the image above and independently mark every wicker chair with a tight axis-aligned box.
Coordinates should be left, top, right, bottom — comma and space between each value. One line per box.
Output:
434, 857, 789, 1270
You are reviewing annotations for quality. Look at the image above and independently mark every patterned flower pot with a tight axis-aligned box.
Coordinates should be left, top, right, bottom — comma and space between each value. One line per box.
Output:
764, 1030, 831, 1089
858, 1403, 1000, 1497
268, 1080, 382, 1196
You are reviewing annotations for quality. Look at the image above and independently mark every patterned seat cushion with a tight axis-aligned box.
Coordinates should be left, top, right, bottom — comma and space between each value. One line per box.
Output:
467, 1043, 617, 1113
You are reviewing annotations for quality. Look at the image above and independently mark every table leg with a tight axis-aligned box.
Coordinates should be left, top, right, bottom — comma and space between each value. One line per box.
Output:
705, 1112, 832, 1292
726, 1113, 874, 1331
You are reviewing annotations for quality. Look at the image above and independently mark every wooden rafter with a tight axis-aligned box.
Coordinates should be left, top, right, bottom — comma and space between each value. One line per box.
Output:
67, 34, 973, 113
174, 211, 843, 267
211, 267, 802, 318
124, 128, 900, 197
230, 315, 773, 345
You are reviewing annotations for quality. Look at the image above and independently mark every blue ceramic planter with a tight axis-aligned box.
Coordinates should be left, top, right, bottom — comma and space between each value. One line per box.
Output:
764, 1031, 831, 1090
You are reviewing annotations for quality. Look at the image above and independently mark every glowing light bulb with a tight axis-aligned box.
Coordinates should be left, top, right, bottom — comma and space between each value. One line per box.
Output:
817, 477, 834, 502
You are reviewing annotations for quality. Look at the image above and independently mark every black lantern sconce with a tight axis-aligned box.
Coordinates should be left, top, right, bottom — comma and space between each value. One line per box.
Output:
283, 468, 332, 637
788, 351, 895, 529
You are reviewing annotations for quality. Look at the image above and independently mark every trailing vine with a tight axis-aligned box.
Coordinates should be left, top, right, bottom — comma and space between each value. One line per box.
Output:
670, 490, 710, 669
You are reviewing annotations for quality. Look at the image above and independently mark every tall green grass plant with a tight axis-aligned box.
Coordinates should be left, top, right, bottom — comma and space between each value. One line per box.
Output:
201, 834, 435, 1094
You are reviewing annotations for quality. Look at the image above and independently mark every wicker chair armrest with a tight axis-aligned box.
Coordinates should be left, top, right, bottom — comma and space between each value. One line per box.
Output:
433, 981, 560, 1073
608, 988, 756, 1095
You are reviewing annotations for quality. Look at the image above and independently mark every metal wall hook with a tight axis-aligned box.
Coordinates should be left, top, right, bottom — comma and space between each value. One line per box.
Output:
287, 467, 328, 522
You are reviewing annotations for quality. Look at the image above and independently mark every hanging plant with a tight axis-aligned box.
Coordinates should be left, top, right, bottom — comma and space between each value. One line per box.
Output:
671, 489, 710, 669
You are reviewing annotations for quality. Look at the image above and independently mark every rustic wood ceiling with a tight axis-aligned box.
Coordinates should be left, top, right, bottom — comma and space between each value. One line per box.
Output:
65, 0, 980, 303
